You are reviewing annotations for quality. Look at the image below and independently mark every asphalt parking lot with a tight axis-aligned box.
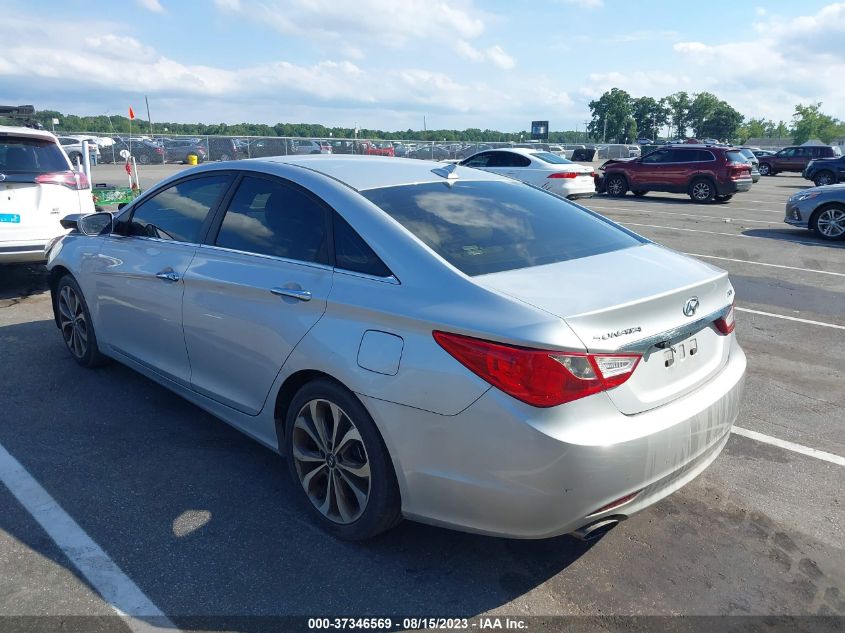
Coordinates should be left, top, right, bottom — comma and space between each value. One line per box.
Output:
0, 165, 843, 632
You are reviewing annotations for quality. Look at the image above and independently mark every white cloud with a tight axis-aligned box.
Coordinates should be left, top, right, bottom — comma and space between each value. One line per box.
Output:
213, 0, 241, 10
228, 0, 487, 49
555, 0, 603, 8
454, 41, 515, 69
136, 0, 165, 13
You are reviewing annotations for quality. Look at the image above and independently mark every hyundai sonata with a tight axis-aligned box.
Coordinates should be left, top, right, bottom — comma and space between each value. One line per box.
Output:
47, 156, 745, 540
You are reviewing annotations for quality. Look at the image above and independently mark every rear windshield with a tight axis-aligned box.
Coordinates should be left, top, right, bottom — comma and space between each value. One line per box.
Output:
532, 152, 573, 164
738, 149, 755, 159
0, 137, 69, 173
725, 150, 747, 163
361, 180, 645, 276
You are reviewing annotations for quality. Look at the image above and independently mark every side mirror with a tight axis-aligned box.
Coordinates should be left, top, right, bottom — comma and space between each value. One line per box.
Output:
78, 212, 114, 236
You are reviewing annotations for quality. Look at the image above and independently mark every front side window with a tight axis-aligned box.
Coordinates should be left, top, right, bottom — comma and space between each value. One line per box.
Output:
641, 149, 670, 164
779, 148, 796, 157
362, 181, 645, 276
215, 175, 329, 264
129, 175, 231, 242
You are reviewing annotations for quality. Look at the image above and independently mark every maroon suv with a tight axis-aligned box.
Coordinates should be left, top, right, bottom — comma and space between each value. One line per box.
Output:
599, 145, 753, 202
757, 145, 840, 176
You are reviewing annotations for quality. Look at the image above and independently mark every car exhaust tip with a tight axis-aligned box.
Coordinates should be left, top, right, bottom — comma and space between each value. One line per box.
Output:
571, 517, 622, 542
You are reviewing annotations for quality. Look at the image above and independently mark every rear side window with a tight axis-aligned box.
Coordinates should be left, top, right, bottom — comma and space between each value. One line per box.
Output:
333, 213, 392, 277
462, 152, 492, 167
532, 152, 573, 165
725, 151, 747, 163
129, 175, 231, 243
487, 152, 530, 167
362, 181, 645, 276
0, 137, 68, 173
215, 175, 329, 264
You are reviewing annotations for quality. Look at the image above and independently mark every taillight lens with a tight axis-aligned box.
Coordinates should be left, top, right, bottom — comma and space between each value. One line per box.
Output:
714, 303, 735, 335
35, 170, 90, 190
433, 331, 641, 408
548, 171, 578, 179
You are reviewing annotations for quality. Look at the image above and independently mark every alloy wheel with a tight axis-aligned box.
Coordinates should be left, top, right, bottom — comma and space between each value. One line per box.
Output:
816, 172, 833, 186
58, 285, 88, 359
816, 207, 845, 238
292, 398, 371, 524
607, 177, 624, 196
692, 181, 712, 201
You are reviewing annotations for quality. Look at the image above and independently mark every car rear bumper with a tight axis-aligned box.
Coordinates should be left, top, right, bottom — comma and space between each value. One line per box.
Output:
0, 240, 50, 263
720, 177, 752, 195
364, 335, 746, 539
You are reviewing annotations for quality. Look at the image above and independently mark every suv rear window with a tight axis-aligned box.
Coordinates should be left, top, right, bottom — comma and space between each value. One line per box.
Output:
361, 181, 645, 276
0, 137, 68, 173
725, 151, 747, 163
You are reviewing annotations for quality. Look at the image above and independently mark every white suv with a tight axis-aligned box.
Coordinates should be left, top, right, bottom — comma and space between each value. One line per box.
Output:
0, 126, 95, 263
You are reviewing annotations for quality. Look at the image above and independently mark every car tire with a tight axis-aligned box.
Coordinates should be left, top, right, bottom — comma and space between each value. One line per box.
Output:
55, 275, 108, 368
715, 194, 733, 202
68, 152, 82, 165
632, 190, 648, 197
219, 153, 232, 161
606, 175, 628, 197
758, 163, 772, 176
138, 153, 150, 165
814, 171, 836, 187
286, 378, 402, 540
810, 204, 845, 240
689, 178, 716, 203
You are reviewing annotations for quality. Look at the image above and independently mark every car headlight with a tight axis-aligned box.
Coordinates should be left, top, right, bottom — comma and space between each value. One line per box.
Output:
794, 191, 821, 202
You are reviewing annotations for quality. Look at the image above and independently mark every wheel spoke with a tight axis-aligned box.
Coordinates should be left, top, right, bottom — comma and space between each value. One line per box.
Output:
337, 469, 368, 509
294, 416, 326, 454
291, 442, 324, 463
333, 471, 354, 523
334, 425, 362, 454
309, 400, 330, 450
58, 299, 72, 321
337, 458, 370, 479
301, 463, 326, 490
328, 403, 342, 450
318, 466, 334, 516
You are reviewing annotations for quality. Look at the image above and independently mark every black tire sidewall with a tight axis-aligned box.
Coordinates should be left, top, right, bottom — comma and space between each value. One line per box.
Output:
814, 172, 834, 187
56, 275, 106, 368
690, 178, 715, 202
285, 378, 401, 540
607, 175, 627, 197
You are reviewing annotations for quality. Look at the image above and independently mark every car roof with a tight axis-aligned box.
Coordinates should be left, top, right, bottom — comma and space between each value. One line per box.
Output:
0, 125, 57, 141
253, 155, 505, 190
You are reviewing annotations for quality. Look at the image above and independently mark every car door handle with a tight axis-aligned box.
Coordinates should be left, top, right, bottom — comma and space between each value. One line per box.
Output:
271, 287, 312, 301
155, 271, 180, 282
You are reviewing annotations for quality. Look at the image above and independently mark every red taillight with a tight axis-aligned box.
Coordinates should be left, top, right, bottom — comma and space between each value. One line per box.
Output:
35, 170, 90, 190
433, 331, 641, 408
714, 303, 735, 335
587, 489, 642, 516
548, 171, 579, 179
155, 147, 164, 154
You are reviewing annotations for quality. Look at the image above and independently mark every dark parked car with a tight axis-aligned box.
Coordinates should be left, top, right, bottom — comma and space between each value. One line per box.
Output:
784, 183, 845, 240
100, 138, 165, 165
205, 136, 239, 161
408, 145, 449, 161
598, 144, 752, 202
161, 138, 207, 164
738, 148, 761, 183
803, 154, 845, 186
757, 145, 841, 176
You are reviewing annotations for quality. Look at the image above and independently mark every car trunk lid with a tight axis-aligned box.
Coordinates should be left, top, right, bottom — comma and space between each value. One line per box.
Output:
474, 244, 735, 414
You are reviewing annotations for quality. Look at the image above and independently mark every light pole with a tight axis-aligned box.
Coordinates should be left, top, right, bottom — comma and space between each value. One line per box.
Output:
602, 117, 607, 143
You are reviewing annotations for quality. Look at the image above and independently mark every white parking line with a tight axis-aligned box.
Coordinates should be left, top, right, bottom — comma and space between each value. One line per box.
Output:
684, 253, 845, 277
591, 206, 777, 225
732, 426, 845, 467
736, 307, 845, 330
0, 442, 177, 632
622, 222, 845, 249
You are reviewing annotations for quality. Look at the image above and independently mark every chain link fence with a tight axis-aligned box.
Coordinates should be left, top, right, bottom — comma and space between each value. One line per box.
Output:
63, 131, 647, 166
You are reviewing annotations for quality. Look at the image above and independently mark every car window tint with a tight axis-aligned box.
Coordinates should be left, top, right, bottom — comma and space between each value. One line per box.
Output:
532, 152, 573, 165
486, 152, 515, 167
725, 151, 746, 163
362, 181, 645, 276
462, 152, 491, 167
695, 150, 716, 162
333, 212, 392, 277
642, 149, 670, 164
0, 137, 68, 173
780, 148, 796, 157
129, 175, 230, 243
216, 175, 329, 264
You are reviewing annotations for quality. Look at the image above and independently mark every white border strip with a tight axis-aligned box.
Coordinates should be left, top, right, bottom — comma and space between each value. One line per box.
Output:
732, 426, 845, 467
736, 307, 845, 330
684, 253, 845, 277
0, 442, 176, 632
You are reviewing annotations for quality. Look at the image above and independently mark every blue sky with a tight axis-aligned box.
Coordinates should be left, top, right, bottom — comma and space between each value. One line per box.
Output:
1, 0, 843, 131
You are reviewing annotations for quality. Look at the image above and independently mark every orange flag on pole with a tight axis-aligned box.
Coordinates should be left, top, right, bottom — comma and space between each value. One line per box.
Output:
128, 107, 135, 120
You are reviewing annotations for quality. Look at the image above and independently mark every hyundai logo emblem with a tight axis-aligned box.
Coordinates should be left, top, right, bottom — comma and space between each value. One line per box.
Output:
683, 297, 700, 317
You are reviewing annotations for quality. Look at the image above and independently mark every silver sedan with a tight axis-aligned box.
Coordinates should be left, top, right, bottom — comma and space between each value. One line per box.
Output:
46, 156, 746, 540
784, 183, 845, 240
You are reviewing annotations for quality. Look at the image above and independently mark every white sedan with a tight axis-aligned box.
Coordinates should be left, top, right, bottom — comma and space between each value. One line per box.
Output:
459, 147, 595, 199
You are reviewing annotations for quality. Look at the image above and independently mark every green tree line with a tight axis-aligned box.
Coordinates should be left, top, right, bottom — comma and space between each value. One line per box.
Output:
588, 88, 845, 145
0, 110, 591, 143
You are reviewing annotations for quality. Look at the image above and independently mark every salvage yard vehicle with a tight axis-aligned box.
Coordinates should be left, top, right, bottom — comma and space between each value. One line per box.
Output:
0, 125, 94, 263
784, 183, 845, 240
598, 144, 753, 202
46, 156, 745, 541
757, 144, 841, 176
803, 153, 845, 186
460, 147, 595, 199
